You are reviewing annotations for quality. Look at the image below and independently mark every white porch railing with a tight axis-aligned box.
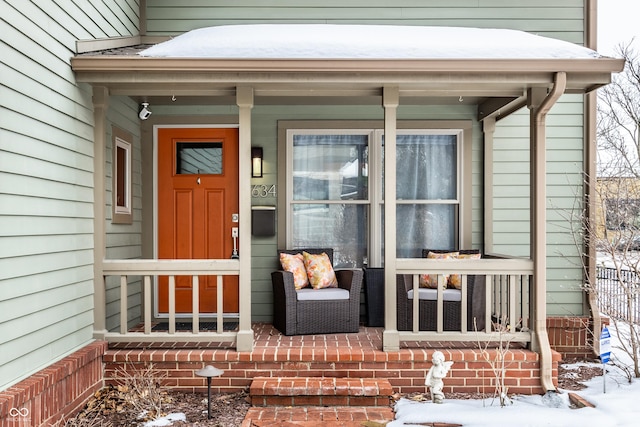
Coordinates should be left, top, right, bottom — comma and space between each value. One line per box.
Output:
100, 259, 241, 345
396, 257, 534, 344
99, 257, 533, 348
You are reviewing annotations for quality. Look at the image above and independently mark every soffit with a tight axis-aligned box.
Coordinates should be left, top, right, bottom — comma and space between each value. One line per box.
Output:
71, 56, 624, 106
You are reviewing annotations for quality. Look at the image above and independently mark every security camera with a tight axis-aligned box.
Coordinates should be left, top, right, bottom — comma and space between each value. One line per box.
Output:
138, 102, 152, 120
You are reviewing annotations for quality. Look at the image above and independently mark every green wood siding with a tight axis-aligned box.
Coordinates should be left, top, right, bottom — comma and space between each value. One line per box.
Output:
145, 0, 585, 43
104, 97, 143, 332
492, 95, 586, 316
0, 0, 139, 390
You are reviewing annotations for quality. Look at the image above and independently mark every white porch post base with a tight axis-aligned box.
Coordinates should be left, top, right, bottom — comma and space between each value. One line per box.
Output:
93, 330, 108, 340
383, 329, 400, 352
236, 329, 254, 352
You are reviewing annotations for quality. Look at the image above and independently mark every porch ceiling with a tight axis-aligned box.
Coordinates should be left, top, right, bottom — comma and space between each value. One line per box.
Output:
71, 57, 624, 109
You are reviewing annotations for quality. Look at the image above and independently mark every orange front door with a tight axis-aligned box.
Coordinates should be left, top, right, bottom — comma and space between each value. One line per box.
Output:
157, 127, 239, 315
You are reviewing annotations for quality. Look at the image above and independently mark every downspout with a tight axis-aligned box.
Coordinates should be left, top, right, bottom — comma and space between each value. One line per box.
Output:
532, 71, 567, 393
585, 0, 602, 356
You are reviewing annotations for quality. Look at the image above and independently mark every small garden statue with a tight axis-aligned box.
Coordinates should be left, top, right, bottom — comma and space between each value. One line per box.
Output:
425, 350, 453, 403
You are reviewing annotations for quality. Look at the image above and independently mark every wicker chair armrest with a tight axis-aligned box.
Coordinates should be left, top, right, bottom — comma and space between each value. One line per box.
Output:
335, 268, 363, 296
271, 270, 298, 304
467, 273, 487, 331
336, 268, 363, 317
396, 274, 411, 329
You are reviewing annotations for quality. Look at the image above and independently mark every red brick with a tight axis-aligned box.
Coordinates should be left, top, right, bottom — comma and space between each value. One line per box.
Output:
323, 396, 349, 406
350, 396, 377, 406
265, 396, 294, 406
294, 396, 322, 406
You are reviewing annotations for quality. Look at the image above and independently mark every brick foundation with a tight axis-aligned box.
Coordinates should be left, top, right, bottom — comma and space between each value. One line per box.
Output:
104, 346, 560, 396
0, 341, 107, 427
546, 316, 598, 360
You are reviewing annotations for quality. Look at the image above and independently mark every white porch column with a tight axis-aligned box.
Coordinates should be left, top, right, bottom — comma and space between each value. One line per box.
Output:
528, 72, 566, 393
483, 117, 496, 254
383, 86, 400, 351
236, 86, 254, 351
92, 86, 108, 340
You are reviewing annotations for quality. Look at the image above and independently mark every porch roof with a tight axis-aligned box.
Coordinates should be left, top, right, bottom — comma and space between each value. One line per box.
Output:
71, 25, 624, 113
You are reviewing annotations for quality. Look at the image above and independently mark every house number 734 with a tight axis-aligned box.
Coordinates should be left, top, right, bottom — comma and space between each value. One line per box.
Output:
252, 184, 277, 198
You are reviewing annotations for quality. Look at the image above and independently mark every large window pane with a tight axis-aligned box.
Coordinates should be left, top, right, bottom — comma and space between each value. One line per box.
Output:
293, 135, 368, 201
382, 134, 457, 199
397, 135, 456, 200
381, 133, 459, 259
396, 204, 456, 258
292, 203, 368, 267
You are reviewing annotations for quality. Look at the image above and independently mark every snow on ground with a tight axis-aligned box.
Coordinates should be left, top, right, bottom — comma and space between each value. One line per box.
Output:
139, 24, 603, 59
143, 412, 186, 427
391, 323, 640, 427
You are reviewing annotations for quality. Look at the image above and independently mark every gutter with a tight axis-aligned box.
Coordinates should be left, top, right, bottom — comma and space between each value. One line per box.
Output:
533, 71, 567, 393
71, 56, 625, 75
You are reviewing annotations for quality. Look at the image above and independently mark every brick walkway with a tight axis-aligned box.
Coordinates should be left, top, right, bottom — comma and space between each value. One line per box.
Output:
241, 406, 395, 426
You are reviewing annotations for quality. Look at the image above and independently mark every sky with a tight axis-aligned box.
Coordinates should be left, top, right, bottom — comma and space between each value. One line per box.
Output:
598, 0, 640, 55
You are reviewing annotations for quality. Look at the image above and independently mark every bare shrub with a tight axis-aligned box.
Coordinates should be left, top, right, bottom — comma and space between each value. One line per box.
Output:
475, 317, 519, 407
115, 362, 170, 421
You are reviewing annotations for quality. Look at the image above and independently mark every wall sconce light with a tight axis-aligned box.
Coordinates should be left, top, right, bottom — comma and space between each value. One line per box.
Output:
138, 102, 152, 120
251, 146, 263, 178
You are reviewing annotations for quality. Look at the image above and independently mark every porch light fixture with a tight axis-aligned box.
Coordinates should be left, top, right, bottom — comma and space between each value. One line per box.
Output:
195, 365, 224, 419
251, 146, 263, 178
138, 102, 152, 120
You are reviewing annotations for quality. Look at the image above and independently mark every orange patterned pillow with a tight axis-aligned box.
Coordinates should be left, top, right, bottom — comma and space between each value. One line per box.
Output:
303, 251, 338, 289
419, 251, 459, 290
279, 253, 309, 290
448, 252, 481, 289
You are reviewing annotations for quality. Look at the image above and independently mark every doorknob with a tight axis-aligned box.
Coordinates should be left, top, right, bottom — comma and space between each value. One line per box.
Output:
197, 177, 201, 185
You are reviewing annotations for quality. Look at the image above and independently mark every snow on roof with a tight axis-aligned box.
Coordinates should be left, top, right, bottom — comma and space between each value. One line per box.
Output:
139, 24, 602, 60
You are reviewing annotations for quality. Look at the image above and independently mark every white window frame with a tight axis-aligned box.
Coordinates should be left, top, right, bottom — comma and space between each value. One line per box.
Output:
112, 129, 133, 224
284, 125, 466, 267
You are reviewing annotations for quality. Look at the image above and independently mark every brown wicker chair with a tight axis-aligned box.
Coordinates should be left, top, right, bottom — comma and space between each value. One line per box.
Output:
271, 248, 363, 335
396, 249, 486, 332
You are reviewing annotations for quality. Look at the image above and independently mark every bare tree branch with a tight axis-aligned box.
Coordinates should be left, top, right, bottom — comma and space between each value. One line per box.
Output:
598, 42, 640, 178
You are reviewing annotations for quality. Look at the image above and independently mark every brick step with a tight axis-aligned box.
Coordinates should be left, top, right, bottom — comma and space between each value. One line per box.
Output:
249, 377, 393, 407
241, 406, 395, 426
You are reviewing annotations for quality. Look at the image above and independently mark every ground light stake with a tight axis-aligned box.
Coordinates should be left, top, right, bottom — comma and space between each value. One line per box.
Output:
195, 365, 224, 419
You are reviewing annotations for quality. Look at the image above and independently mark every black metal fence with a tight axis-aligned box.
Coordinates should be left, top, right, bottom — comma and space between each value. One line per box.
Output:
596, 266, 640, 324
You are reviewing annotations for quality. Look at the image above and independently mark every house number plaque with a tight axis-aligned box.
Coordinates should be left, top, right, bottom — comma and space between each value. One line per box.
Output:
252, 184, 277, 198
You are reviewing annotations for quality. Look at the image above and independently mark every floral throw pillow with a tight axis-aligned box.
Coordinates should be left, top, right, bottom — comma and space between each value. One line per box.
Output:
448, 252, 481, 289
303, 251, 338, 289
279, 252, 309, 290
419, 251, 459, 290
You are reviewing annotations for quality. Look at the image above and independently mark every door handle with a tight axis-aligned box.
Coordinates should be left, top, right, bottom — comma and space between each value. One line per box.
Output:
231, 227, 239, 259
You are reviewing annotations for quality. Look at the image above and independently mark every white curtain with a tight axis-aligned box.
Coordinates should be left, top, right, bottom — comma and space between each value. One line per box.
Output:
392, 134, 457, 258
291, 134, 368, 267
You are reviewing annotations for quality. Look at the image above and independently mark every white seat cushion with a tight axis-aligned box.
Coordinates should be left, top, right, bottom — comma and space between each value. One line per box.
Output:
408, 288, 462, 302
296, 287, 350, 301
